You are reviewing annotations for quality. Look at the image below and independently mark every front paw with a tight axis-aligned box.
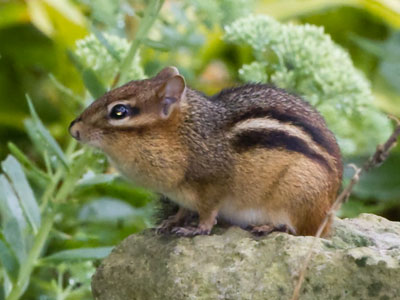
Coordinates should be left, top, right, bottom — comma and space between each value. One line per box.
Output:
171, 226, 211, 237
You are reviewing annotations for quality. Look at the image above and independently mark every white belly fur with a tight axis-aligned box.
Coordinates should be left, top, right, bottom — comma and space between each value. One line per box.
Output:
162, 188, 294, 229
219, 199, 293, 228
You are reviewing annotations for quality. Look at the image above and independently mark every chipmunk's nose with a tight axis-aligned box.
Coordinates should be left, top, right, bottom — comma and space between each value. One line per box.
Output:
69, 117, 82, 140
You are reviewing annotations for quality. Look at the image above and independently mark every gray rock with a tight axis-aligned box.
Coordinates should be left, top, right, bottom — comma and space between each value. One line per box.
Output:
92, 214, 400, 300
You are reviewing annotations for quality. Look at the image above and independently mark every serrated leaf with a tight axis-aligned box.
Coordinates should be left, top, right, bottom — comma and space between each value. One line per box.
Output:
2, 155, 41, 233
43, 247, 113, 262
0, 238, 19, 282
26, 95, 69, 168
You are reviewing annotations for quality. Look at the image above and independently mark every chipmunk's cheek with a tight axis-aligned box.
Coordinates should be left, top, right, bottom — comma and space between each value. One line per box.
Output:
82, 129, 105, 149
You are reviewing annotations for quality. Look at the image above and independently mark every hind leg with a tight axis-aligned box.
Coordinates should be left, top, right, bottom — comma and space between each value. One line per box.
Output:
171, 184, 223, 236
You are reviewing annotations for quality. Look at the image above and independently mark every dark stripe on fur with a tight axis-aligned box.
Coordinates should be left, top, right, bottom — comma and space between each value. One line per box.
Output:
232, 130, 331, 172
231, 108, 336, 155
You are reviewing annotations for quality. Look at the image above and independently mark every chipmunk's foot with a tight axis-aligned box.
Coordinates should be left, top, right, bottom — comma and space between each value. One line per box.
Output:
171, 225, 211, 237
250, 223, 296, 236
155, 216, 180, 234
156, 208, 194, 234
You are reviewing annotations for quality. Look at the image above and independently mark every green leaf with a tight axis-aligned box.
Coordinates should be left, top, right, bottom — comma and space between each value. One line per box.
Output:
0, 175, 27, 233
348, 153, 400, 200
0, 176, 29, 263
43, 247, 113, 262
82, 68, 107, 99
74, 179, 157, 207
350, 34, 385, 58
89, 0, 121, 27
7, 142, 50, 184
26, 95, 69, 168
78, 198, 140, 222
24, 119, 47, 157
3, 218, 26, 264
142, 38, 171, 51
67, 49, 84, 71
67, 50, 106, 98
0, 238, 19, 282
77, 173, 118, 187
352, 31, 400, 93
3, 269, 13, 298
49, 73, 84, 105
2, 155, 41, 233
380, 60, 400, 94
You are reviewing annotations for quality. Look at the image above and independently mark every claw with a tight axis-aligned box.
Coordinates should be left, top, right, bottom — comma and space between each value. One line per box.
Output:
171, 226, 211, 237
156, 216, 179, 234
250, 224, 275, 236
250, 223, 296, 236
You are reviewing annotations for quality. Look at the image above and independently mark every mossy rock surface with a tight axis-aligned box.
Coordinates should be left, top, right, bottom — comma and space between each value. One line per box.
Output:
92, 214, 400, 300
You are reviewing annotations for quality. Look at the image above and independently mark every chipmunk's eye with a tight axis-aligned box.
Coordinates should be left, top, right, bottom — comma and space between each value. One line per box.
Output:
109, 104, 130, 119
108, 103, 140, 120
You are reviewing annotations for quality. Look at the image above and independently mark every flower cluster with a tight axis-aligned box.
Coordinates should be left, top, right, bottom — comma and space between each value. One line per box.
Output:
225, 15, 391, 156
188, 0, 255, 27
75, 33, 145, 85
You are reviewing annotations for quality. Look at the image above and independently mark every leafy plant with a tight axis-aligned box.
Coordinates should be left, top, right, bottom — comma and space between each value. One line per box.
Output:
224, 15, 392, 157
0, 1, 400, 299
0, 95, 137, 299
0, 0, 164, 298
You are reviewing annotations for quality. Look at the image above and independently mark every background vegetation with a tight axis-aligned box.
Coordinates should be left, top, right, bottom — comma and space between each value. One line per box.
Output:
0, 0, 399, 299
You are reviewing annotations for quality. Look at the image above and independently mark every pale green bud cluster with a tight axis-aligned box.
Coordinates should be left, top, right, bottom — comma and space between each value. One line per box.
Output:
225, 15, 391, 156
188, 0, 255, 26
75, 33, 145, 85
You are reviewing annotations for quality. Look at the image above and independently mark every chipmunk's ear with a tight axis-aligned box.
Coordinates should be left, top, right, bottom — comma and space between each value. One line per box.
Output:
155, 66, 180, 80
157, 75, 186, 119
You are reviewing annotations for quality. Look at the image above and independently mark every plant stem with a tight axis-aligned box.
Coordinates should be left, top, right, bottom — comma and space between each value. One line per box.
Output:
40, 168, 63, 212
116, 0, 165, 86
7, 139, 85, 300
6, 211, 55, 300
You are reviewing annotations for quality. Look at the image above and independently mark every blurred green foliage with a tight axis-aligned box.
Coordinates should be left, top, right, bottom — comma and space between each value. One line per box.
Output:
0, 0, 399, 299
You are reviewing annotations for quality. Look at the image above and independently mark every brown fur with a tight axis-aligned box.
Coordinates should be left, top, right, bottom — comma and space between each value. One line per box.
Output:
69, 66, 343, 237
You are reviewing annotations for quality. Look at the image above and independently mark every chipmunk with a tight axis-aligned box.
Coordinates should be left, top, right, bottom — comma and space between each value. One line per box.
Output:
69, 66, 342, 237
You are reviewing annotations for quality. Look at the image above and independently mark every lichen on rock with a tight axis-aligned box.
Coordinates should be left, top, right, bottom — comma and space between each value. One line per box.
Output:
92, 214, 400, 300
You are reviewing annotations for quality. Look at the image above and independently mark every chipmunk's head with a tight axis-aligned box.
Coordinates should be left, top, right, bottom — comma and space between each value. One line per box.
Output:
69, 66, 186, 150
